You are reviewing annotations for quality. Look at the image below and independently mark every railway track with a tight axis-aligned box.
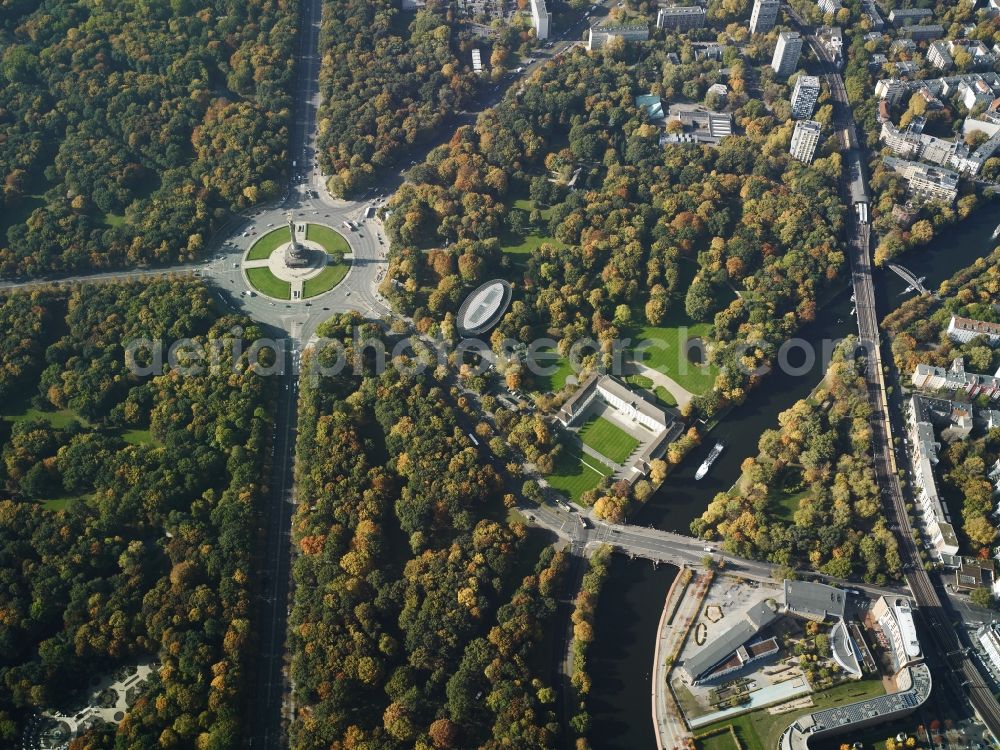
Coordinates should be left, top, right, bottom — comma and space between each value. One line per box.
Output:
782, 4, 1000, 737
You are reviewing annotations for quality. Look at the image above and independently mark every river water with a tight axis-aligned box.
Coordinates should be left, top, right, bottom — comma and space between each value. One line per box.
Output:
587, 557, 678, 749
585, 204, 999, 748
638, 204, 1000, 535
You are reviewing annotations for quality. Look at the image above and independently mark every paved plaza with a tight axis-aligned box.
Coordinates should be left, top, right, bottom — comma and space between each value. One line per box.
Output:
24, 662, 155, 750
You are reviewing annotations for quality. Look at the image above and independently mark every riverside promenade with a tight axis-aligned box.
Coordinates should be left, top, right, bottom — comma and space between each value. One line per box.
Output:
653, 567, 713, 750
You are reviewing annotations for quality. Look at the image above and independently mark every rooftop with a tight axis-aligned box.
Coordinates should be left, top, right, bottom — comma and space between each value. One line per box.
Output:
684, 599, 779, 682
456, 279, 512, 335
783, 580, 846, 620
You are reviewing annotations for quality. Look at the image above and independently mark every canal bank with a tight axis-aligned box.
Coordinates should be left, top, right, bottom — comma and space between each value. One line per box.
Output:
639, 203, 1000, 535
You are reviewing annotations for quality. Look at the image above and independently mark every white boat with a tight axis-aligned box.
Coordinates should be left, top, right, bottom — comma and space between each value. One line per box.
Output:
695, 443, 724, 480
993, 223, 1000, 240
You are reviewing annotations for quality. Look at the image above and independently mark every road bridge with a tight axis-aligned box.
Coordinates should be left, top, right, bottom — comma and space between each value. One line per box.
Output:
522, 500, 907, 598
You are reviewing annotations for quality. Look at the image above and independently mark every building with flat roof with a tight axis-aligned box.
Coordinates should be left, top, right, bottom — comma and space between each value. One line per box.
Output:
703, 637, 781, 682
927, 40, 953, 70
772, 31, 803, 77
888, 7, 932, 25
830, 619, 863, 678
906, 393, 961, 558
791, 75, 821, 119
750, 0, 780, 34
587, 22, 649, 50
656, 5, 706, 30
666, 104, 733, 144
783, 580, 846, 622
899, 24, 944, 41
977, 623, 1000, 677
955, 557, 996, 593
872, 596, 921, 670
530, 0, 551, 40
861, 0, 884, 30
790, 120, 822, 164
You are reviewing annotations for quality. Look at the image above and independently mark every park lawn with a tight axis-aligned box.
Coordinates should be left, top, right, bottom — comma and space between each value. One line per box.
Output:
306, 223, 351, 256
3, 405, 85, 430
629, 307, 718, 396
695, 729, 741, 750
122, 428, 154, 446
546, 448, 610, 502
758, 467, 808, 522
527, 346, 574, 393
246, 267, 291, 300
247, 227, 289, 260
101, 212, 126, 228
41, 493, 93, 512
579, 415, 640, 465
625, 374, 654, 389
696, 679, 887, 750
500, 197, 567, 269
773, 487, 810, 522
655, 385, 678, 408
303, 263, 349, 298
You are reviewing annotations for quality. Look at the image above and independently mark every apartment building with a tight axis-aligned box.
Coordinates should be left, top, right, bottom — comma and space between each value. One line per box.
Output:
880, 118, 987, 176
882, 156, 959, 204
888, 8, 933, 25
771, 31, 803, 77
899, 24, 944, 41
790, 120, 822, 163
749, 0, 780, 34
907, 394, 960, 557
656, 5, 706, 31
791, 75, 821, 119
947, 314, 1000, 345
530, 0, 551, 40
911, 357, 1000, 399
587, 22, 649, 50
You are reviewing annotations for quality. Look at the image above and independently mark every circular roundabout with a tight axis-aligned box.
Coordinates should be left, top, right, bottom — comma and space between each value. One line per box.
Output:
242, 216, 351, 301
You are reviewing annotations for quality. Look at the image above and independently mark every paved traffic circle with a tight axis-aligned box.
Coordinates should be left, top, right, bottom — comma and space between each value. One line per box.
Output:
242, 221, 351, 301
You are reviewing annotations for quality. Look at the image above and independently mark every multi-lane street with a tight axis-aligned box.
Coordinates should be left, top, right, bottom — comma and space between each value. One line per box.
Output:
787, 7, 1000, 739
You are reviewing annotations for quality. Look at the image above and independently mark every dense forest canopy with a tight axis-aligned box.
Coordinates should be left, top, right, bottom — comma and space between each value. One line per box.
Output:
0, 281, 272, 748
0, 0, 296, 277
692, 339, 903, 583
317, 0, 479, 197
288, 314, 564, 748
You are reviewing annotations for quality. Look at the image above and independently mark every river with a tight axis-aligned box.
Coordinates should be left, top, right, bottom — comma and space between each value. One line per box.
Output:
638, 203, 1000, 535
585, 204, 999, 749
587, 556, 677, 750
